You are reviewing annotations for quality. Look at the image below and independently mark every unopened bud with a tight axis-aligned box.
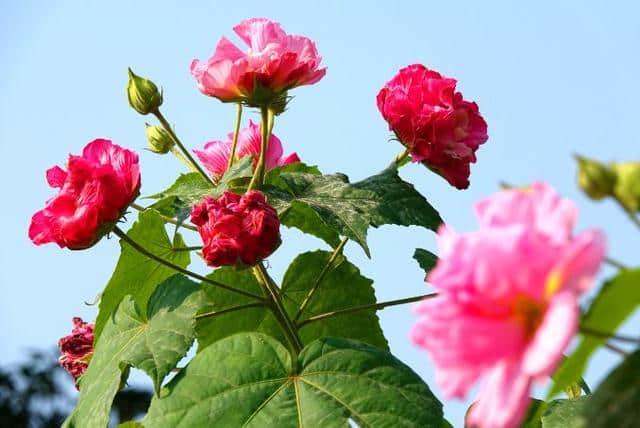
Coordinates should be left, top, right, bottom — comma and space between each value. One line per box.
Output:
127, 68, 163, 115
145, 123, 174, 154
611, 161, 640, 212
575, 155, 616, 200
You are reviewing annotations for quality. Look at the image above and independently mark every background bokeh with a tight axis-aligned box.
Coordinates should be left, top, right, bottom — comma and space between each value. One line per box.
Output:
1, 1, 639, 426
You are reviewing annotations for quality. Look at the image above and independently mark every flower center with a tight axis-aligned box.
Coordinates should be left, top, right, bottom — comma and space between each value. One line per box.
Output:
512, 295, 546, 340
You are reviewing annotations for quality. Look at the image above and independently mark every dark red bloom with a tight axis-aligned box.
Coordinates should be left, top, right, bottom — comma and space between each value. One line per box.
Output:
377, 64, 488, 189
58, 317, 94, 388
191, 191, 281, 267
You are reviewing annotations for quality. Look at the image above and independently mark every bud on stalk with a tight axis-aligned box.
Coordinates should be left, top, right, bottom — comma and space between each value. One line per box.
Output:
127, 68, 163, 115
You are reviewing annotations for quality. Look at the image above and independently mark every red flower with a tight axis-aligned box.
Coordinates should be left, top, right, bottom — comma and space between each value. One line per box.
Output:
191, 191, 280, 267
58, 317, 94, 388
28, 139, 140, 249
377, 64, 488, 189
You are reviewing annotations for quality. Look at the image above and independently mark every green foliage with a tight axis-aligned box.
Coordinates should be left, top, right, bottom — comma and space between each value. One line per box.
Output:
264, 168, 441, 256
582, 349, 640, 427
549, 269, 640, 397
94, 210, 190, 340
541, 397, 587, 428
146, 156, 254, 217
143, 334, 443, 427
196, 250, 388, 351
64, 276, 202, 428
413, 248, 438, 275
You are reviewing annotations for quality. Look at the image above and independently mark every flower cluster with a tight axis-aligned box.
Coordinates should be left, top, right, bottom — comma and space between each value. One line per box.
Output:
194, 120, 299, 179
191, 191, 281, 267
377, 64, 488, 189
29, 139, 140, 249
58, 317, 95, 388
191, 18, 326, 110
410, 183, 605, 428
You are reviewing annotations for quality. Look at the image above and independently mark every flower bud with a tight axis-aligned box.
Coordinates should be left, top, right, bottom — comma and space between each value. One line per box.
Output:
611, 161, 640, 212
127, 68, 163, 115
145, 123, 174, 154
575, 155, 616, 200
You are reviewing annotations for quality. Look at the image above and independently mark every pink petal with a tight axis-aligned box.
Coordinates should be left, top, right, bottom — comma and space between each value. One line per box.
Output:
522, 290, 578, 377
279, 152, 300, 166
210, 37, 245, 63
468, 360, 532, 428
46, 166, 68, 188
194, 140, 231, 178
233, 18, 286, 52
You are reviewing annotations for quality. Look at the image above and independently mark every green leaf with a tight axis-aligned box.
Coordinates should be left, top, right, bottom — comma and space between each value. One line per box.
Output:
264, 172, 376, 256
196, 251, 388, 352
413, 248, 438, 276
519, 399, 548, 428
352, 167, 442, 231
282, 250, 389, 350
549, 269, 640, 397
541, 397, 587, 428
94, 210, 190, 340
195, 267, 283, 352
146, 156, 253, 217
64, 275, 202, 428
265, 162, 321, 188
582, 349, 640, 427
143, 334, 443, 427
117, 422, 144, 428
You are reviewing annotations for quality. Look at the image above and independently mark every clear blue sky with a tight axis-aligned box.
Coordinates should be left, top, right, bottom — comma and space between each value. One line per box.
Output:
1, 1, 639, 426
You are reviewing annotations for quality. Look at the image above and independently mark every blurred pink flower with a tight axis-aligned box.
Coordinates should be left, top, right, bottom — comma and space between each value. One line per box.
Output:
377, 64, 488, 189
191, 18, 326, 108
410, 182, 606, 428
194, 119, 299, 179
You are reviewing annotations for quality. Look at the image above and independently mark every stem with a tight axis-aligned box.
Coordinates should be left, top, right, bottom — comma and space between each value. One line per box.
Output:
172, 246, 202, 252
130, 202, 198, 232
298, 293, 438, 328
580, 326, 640, 344
112, 226, 263, 300
195, 302, 266, 320
293, 238, 348, 323
153, 108, 215, 187
624, 207, 640, 230
247, 107, 274, 191
227, 103, 243, 170
604, 257, 628, 270
392, 148, 410, 169
603, 342, 629, 357
170, 147, 197, 172
253, 263, 303, 354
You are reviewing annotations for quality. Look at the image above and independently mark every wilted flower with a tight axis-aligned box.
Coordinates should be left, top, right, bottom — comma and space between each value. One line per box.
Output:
58, 317, 94, 388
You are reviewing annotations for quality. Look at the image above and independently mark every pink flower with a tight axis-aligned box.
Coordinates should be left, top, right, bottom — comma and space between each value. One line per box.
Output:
377, 64, 488, 189
58, 317, 94, 388
29, 139, 140, 249
191, 191, 280, 267
194, 119, 299, 179
410, 183, 606, 428
190, 18, 326, 109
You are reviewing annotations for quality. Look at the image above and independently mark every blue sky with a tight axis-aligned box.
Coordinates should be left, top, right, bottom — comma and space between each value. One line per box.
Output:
1, 1, 639, 426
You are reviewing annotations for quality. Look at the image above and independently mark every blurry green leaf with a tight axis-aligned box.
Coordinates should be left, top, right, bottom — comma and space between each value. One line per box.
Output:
582, 349, 640, 427
549, 269, 640, 397
519, 399, 548, 428
143, 334, 443, 427
541, 397, 587, 428
413, 248, 439, 276
94, 210, 190, 340
64, 276, 202, 428
282, 250, 388, 350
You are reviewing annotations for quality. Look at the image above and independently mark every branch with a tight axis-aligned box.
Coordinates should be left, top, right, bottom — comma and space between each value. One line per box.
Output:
298, 293, 438, 328
112, 226, 263, 300
130, 203, 198, 232
580, 326, 640, 344
195, 302, 266, 320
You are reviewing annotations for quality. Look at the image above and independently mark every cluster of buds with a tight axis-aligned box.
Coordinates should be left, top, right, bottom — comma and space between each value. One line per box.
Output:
575, 155, 640, 212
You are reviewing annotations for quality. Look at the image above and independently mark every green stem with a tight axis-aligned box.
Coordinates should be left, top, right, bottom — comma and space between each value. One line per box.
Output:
195, 302, 266, 320
293, 238, 349, 323
298, 293, 438, 328
604, 257, 628, 270
130, 202, 198, 232
247, 107, 274, 191
580, 326, 640, 344
603, 342, 629, 357
112, 226, 263, 300
170, 147, 197, 172
227, 103, 243, 170
253, 263, 303, 354
152, 108, 215, 187
392, 148, 410, 169
172, 246, 202, 252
